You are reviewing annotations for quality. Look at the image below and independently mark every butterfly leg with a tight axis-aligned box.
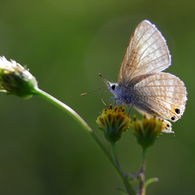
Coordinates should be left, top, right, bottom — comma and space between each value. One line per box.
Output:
109, 97, 120, 107
128, 103, 134, 115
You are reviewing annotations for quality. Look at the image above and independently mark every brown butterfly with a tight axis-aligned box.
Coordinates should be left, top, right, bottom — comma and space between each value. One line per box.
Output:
107, 20, 187, 132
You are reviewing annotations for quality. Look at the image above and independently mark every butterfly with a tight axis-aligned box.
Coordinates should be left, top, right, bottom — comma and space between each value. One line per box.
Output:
107, 20, 187, 132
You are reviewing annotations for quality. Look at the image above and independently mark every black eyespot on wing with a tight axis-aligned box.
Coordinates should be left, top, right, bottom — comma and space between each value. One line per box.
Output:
175, 108, 180, 114
171, 116, 176, 121
111, 85, 116, 90
166, 124, 170, 127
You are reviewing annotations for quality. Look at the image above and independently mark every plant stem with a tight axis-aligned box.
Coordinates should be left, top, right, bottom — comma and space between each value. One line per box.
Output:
110, 142, 121, 172
141, 147, 147, 174
33, 87, 135, 195
111, 142, 133, 195
139, 147, 147, 195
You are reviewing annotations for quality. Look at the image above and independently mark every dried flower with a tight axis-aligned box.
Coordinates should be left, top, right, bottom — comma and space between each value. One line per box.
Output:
96, 104, 130, 143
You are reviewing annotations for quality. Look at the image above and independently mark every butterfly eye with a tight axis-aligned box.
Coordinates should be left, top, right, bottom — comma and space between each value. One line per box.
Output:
111, 85, 116, 91
175, 108, 180, 114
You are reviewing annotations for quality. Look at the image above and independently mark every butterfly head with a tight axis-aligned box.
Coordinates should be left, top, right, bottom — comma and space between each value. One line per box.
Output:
107, 82, 120, 98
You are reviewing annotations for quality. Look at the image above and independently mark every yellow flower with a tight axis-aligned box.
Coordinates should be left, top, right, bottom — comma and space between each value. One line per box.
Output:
96, 104, 130, 143
131, 115, 163, 148
0, 56, 38, 98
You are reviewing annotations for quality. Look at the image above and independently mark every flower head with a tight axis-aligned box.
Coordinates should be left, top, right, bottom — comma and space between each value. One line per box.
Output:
131, 115, 163, 149
96, 104, 130, 143
0, 56, 38, 98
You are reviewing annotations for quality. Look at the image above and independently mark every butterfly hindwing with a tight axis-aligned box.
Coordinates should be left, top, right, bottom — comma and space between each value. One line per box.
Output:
134, 108, 173, 132
133, 72, 187, 121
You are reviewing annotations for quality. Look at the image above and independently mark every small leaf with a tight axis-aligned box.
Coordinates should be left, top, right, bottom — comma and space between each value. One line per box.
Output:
116, 188, 127, 195
144, 177, 159, 188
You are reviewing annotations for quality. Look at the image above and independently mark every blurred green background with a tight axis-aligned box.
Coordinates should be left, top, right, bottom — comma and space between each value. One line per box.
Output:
0, 0, 194, 194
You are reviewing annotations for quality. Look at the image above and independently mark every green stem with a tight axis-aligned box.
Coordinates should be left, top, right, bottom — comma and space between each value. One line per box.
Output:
111, 142, 132, 195
33, 87, 135, 195
141, 147, 147, 173
110, 141, 121, 172
139, 147, 147, 195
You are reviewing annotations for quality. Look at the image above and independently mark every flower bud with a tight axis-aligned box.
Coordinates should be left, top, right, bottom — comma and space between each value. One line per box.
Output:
0, 56, 38, 98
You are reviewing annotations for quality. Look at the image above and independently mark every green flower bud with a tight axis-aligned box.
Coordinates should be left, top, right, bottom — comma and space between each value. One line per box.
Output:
0, 56, 38, 98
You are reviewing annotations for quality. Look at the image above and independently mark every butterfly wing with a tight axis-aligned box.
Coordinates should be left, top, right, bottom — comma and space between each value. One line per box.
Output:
133, 72, 187, 122
134, 108, 173, 132
118, 20, 171, 84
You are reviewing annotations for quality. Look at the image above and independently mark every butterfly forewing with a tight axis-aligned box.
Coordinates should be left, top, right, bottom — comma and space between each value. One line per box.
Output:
118, 20, 171, 84
133, 72, 187, 121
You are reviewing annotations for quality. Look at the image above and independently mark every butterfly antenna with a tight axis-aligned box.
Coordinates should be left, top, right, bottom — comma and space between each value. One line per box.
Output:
100, 89, 108, 106
80, 85, 106, 97
98, 73, 114, 83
